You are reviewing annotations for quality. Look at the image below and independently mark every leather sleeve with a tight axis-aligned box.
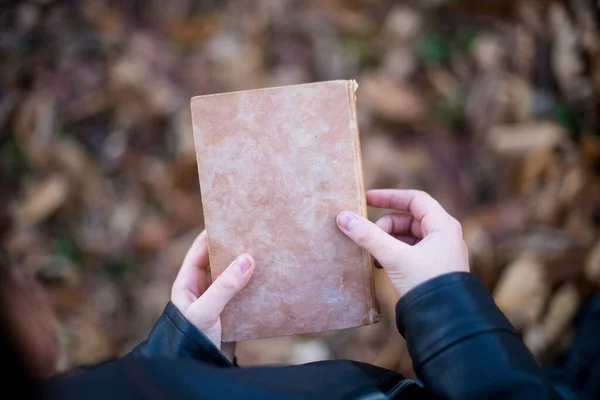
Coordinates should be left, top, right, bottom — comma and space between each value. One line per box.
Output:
396, 272, 561, 399
131, 302, 233, 368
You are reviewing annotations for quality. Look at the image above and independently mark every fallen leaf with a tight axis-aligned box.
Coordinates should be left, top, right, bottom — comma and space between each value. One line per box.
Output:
472, 33, 507, 70
381, 6, 422, 43
12, 90, 56, 167
486, 122, 569, 156
549, 3, 585, 99
524, 284, 580, 357
463, 220, 497, 287
493, 252, 550, 330
359, 75, 427, 123
584, 239, 600, 285
15, 175, 69, 225
236, 337, 299, 366
286, 339, 332, 364
67, 315, 116, 366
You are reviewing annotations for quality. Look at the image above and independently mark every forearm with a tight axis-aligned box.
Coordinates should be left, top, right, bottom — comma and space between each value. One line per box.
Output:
396, 272, 560, 399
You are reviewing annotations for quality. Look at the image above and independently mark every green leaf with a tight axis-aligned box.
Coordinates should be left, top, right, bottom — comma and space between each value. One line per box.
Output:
416, 34, 451, 66
553, 102, 579, 133
56, 235, 85, 265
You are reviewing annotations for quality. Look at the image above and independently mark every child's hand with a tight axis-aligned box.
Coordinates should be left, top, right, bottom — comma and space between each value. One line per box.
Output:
171, 231, 255, 362
337, 189, 469, 298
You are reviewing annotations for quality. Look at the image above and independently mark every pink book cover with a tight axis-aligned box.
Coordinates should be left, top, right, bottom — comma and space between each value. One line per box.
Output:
190, 80, 380, 342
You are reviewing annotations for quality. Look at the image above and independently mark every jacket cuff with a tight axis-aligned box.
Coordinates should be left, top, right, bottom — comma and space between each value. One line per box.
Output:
396, 272, 517, 368
132, 302, 233, 368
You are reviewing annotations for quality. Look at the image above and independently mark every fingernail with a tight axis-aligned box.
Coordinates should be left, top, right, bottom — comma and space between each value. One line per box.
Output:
235, 255, 251, 274
338, 211, 361, 231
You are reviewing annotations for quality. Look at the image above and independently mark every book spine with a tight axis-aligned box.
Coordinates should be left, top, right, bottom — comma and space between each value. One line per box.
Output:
346, 80, 381, 323
190, 101, 215, 283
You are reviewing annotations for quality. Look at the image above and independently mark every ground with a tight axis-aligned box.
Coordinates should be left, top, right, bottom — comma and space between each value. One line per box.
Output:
1, 0, 600, 378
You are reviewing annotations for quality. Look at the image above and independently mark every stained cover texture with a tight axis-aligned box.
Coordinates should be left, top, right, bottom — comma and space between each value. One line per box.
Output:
191, 80, 379, 341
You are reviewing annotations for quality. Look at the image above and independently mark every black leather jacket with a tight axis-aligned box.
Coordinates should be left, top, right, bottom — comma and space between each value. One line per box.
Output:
43, 273, 561, 399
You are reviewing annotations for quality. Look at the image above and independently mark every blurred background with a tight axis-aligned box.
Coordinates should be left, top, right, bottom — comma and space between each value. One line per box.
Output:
1, 0, 600, 379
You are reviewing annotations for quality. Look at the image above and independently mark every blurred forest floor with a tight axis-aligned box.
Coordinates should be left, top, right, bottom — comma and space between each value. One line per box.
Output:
2, 0, 600, 378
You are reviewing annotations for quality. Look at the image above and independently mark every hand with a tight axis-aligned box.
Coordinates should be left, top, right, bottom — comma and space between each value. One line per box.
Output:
171, 231, 255, 362
337, 189, 469, 298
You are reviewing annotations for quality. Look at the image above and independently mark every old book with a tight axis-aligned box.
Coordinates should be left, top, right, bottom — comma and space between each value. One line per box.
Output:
191, 80, 380, 342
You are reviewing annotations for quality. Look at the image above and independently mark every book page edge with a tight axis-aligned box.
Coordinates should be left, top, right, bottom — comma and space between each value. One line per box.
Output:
346, 80, 382, 324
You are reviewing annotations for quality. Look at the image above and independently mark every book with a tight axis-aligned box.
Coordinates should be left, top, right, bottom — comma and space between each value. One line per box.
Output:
190, 80, 380, 342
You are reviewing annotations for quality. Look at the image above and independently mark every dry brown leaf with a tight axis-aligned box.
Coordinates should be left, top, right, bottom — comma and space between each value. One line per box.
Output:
524, 284, 580, 357
381, 7, 422, 43
496, 229, 573, 267
517, 0, 547, 37
361, 135, 430, 190
473, 34, 507, 70
581, 133, 600, 167
493, 252, 550, 330
545, 249, 587, 285
518, 148, 560, 193
133, 216, 173, 254
236, 336, 299, 366
463, 220, 497, 287
52, 139, 97, 179
381, 47, 418, 83
557, 166, 585, 204
359, 75, 426, 123
14, 175, 70, 226
549, 3, 585, 99
326, 4, 376, 34
371, 268, 413, 376
570, 0, 600, 55
62, 90, 110, 123
468, 200, 530, 241
505, 75, 532, 122
286, 339, 332, 364
427, 68, 460, 98
584, 239, 600, 285
204, 30, 265, 91
67, 316, 116, 366
465, 72, 506, 135
166, 15, 219, 43
486, 122, 568, 156
512, 25, 535, 76
535, 179, 563, 225
110, 39, 183, 116
563, 209, 596, 247
12, 90, 56, 167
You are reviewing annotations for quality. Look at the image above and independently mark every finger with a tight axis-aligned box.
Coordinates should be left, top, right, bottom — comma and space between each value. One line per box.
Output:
172, 231, 210, 311
367, 189, 454, 235
392, 234, 420, 246
186, 254, 255, 329
373, 234, 419, 269
337, 211, 408, 265
375, 213, 423, 238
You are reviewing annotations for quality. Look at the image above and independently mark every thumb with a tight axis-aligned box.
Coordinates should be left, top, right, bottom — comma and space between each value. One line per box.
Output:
337, 211, 407, 265
185, 254, 255, 330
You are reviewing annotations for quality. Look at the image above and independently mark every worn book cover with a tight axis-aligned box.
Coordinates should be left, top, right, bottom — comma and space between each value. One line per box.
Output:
190, 80, 380, 342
